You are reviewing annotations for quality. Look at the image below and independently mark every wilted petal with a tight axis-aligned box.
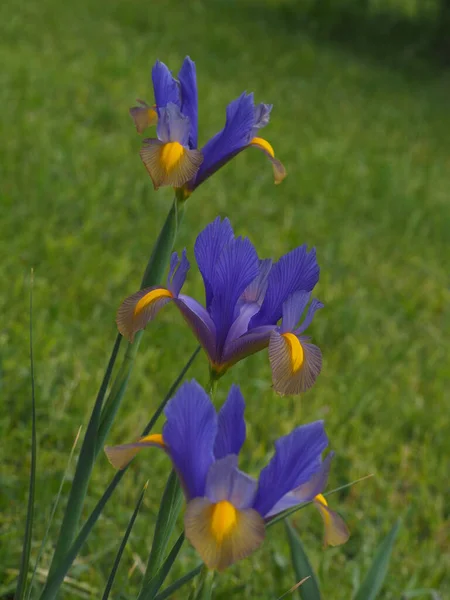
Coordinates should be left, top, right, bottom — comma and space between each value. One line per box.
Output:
314, 494, 350, 547
269, 331, 322, 395
104, 433, 166, 470
129, 100, 158, 134
214, 386, 246, 460
249, 137, 286, 185
116, 286, 173, 342
253, 421, 327, 518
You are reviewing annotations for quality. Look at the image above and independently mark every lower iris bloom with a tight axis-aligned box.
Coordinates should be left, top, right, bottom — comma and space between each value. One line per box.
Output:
105, 381, 349, 570
130, 56, 286, 194
117, 217, 323, 395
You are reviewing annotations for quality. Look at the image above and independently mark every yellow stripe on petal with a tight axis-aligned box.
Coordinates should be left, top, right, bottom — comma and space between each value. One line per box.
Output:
250, 136, 287, 184
140, 139, 203, 190
116, 286, 173, 342
282, 333, 304, 373
104, 433, 165, 470
185, 498, 265, 572
314, 494, 350, 547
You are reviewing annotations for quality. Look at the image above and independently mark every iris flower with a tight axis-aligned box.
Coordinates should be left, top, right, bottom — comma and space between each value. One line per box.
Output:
117, 217, 323, 395
130, 57, 286, 195
105, 381, 348, 570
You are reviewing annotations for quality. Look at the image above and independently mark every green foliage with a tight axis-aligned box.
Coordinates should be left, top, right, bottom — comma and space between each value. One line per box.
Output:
285, 520, 321, 600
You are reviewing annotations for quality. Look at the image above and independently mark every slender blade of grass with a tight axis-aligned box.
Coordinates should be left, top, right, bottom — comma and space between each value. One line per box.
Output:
15, 270, 37, 600
101, 481, 148, 600
284, 520, 321, 600
137, 533, 185, 600
354, 519, 401, 600
276, 578, 311, 600
153, 565, 203, 600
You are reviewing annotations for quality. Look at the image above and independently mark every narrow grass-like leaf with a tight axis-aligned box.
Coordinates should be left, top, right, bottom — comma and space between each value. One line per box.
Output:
137, 533, 185, 600
142, 471, 183, 586
27, 426, 82, 600
15, 270, 37, 600
153, 565, 203, 600
102, 481, 148, 600
39, 347, 200, 600
276, 578, 311, 600
402, 590, 441, 599
284, 520, 321, 600
353, 519, 401, 600
192, 568, 214, 600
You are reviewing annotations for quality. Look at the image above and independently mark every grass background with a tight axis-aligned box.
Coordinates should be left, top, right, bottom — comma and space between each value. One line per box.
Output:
1, 0, 449, 598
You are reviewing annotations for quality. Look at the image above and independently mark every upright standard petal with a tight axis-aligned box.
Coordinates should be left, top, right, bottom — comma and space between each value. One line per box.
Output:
178, 56, 198, 149
152, 60, 180, 109
250, 246, 320, 328
269, 332, 322, 395
116, 286, 174, 342
253, 421, 328, 518
163, 380, 217, 499
214, 386, 246, 460
193, 92, 255, 188
209, 236, 260, 354
194, 217, 234, 310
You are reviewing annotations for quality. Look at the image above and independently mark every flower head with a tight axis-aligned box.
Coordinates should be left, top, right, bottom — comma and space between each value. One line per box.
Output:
105, 381, 349, 570
131, 57, 286, 194
117, 218, 323, 395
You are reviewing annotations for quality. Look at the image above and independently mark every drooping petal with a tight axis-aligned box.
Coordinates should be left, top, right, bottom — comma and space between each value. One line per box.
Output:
250, 246, 320, 328
314, 494, 350, 547
295, 298, 324, 335
104, 433, 166, 470
163, 380, 217, 500
221, 325, 274, 368
279, 291, 312, 334
209, 236, 260, 354
157, 103, 191, 146
167, 249, 190, 296
269, 331, 322, 395
174, 295, 218, 362
193, 92, 256, 188
253, 421, 328, 518
194, 217, 234, 310
129, 100, 158, 134
240, 259, 273, 305
214, 385, 246, 460
264, 452, 333, 518
116, 286, 173, 342
249, 137, 287, 185
205, 455, 257, 509
140, 138, 203, 190
185, 497, 265, 571
152, 60, 180, 109
178, 56, 198, 148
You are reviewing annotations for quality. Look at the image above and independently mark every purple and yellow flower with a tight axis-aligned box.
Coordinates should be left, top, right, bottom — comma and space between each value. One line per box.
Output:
117, 217, 323, 395
105, 381, 349, 570
130, 57, 286, 195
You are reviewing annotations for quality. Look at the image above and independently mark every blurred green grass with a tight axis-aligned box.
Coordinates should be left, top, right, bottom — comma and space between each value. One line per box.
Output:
1, 0, 449, 598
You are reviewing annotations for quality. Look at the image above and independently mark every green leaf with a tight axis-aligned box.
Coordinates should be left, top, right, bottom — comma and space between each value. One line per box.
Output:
15, 271, 37, 600
137, 533, 185, 600
191, 568, 214, 600
142, 472, 183, 586
354, 519, 401, 600
284, 520, 321, 600
102, 481, 148, 600
153, 565, 203, 600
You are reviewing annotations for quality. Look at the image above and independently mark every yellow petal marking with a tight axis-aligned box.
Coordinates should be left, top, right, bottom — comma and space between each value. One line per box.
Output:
159, 141, 186, 174
282, 333, 304, 373
147, 107, 158, 125
139, 433, 165, 447
314, 494, 350, 547
210, 501, 238, 543
250, 136, 275, 157
134, 288, 173, 317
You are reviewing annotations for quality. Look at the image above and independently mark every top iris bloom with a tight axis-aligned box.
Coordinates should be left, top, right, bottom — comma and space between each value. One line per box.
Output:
117, 217, 323, 395
130, 57, 286, 195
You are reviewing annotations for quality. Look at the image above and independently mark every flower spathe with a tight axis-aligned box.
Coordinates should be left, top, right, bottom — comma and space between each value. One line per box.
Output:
116, 217, 323, 396
130, 57, 286, 193
105, 381, 349, 570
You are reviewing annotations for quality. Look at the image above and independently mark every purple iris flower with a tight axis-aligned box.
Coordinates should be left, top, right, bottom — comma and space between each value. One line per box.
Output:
105, 381, 349, 570
117, 217, 323, 396
130, 57, 286, 195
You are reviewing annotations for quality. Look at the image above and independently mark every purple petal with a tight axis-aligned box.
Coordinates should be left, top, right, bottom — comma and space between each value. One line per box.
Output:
152, 60, 180, 109
193, 92, 256, 188
157, 103, 191, 145
214, 385, 246, 460
221, 325, 274, 366
264, 452, 333, 518
194, 217, 234, 311
251, 103, 272, 138
163, 380, 217, 500
296, 298, 324, 334
279, 291, 311, 333
224, 302, 261, 348
253, 421, 328, 518
250, 246, 320, 328
241, 259, 273, 306
167, 249, 190, 296
178, 56, 198, 149
205, 455, 257, 510
175, 295, 217, 362
209, 236, 259, 355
